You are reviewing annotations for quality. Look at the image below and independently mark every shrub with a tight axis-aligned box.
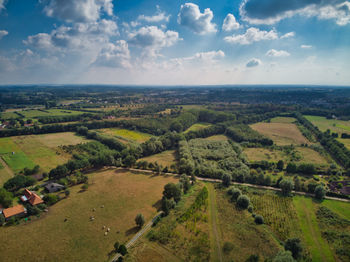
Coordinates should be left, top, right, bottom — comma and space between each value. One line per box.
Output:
222, 242, 234, 254
314, 185, 326, 200
273, 250, 294, 262
246, 254, 259, 262
284, 238, 303, 259
248, 205, 254, 213
81, 184, 88, 191
280, 178, 294, 196
237, 195, 250, 209
135, 213, 145, 228
231, 188, 242, 201
43, 194, 59, 206
118, 244, 127, 256
254, 215, 264, 224
222, 173, 232, 187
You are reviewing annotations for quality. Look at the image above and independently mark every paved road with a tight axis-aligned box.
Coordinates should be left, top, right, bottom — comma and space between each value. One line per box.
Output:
110, 212, 163, 262
125, 167, 350, 203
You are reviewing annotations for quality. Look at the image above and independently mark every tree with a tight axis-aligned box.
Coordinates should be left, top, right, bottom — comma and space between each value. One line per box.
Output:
0, 188, 13, 208
246, 254, 259, 262
286, 163, 297, 173
314, 185, 326, 200
163, 183, 182, 202
254, 215, 264, 225
222, 173, 232, 187
180, 174, 191, 194
280, 178, 294, 196
123, 155, 136, 167
135, 213, 145, 228
114, 241, 120, 252
161, 197, 175, 216
118, 244, 127, 256
43, 194, 59, 206
65, 189, 70, 197
82, 184, 88, 191
0, 214, 5, 226
284, 238, 303, 259
273, 251, 295, 262
231, 188, 242, 201
237, 195, 250, 209
277, 160, 284, 170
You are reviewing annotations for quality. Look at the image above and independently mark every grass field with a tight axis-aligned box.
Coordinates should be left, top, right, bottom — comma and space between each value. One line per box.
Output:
98, 128, 153, 143
250, 122, 310, 145
304, 115, 350, 134
337, 138, 350, 150
1, 109, 84, 119
320, 199, 350, 220
269, 117, 297, 123
138, 150, 177, 167
0, 169, 178, 262
293, 196, 335, 262
203, 135, 229, 141
184, 123, 211, 133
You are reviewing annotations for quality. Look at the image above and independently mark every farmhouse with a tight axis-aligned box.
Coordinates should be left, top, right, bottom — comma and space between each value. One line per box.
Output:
2, 205, 27, 220
20, 189, 44, 206
45, 182, 65, 193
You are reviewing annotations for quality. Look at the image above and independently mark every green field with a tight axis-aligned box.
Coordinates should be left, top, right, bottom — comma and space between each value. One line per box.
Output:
305, 115, 350, 134
269, 117, 297, 123
184, 123, 211, 133
0, 169, 178, 262
98, 128, 153, 143
138, 150, 177, 168
1, 109, 84, 119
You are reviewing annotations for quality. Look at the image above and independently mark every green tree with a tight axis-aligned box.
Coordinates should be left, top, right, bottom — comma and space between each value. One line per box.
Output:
246, 254, 259, 262
163, 183, 182, 202
280, 178, 294, 196
114, 241, 120, 252
284, 238, 303, 259
286, 163, 297, 173
231, 188, 242, 201
237, 195, 250, 209
0, 188, 13, 208
314, 185, 326, 200
118, 244, 127, 256
123, 155, 136, 167
180, 174, 191, 194
254, 215, 264, 225
222, 173, 232, 187
277, 160, 284, 170
273, 251, 295, 262
43, 194, 59, 206
65, 189, 70, 197
135, 213, 145, 228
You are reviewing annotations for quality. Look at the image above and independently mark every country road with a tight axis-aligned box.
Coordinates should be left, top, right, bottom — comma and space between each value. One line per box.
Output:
110, 212, 163, 262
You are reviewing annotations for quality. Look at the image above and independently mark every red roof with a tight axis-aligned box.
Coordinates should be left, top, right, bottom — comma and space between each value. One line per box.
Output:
22, 189, 44, 206
3, 205, 26, 219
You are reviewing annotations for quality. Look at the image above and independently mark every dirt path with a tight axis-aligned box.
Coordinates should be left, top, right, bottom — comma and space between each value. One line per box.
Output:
207, 183, 223, 262
0, 156, 14, 185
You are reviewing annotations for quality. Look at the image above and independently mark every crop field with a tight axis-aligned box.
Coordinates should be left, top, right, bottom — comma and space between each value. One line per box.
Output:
0, 169, 178, 262
138, 150, 177, 167
0, 132, 88, 174
98, 128, 153, 143
250, 122, 310, 145
293, 196, 335, 262
215, 187, 280, 261
304, 115, 350, 135
184, 123, 211, 133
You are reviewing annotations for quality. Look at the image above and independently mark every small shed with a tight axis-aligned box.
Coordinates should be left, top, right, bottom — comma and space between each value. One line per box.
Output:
45, 183, 65, 193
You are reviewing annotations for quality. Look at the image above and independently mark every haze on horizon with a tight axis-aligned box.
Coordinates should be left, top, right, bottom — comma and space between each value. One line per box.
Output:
0, 0, 349, 85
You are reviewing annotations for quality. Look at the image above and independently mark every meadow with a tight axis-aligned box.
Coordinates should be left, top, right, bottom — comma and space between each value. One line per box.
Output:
98, 128, 153, 143
304, 115, 350, 134
184, 123, 211, 133
269, 116, 297, 123
138, 150, 177, 168
1, 109, 84, 119
203, 135, 229, 141
0, 169, 178, 262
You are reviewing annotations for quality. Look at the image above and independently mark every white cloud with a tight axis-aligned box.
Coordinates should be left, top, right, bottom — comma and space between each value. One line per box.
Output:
138, 6, 170, 23
44, 0, 113, 23
224, 27, 278, 45
240, 0, 350, 26
92, 40, 131, 68
177, 3, 217, 34
128, 26, 180, 57
266, 49, 290, 57
281, 32, 295, 39
246, 58, 261, 67
171, 50, 225, 66
0, 0, 6, 11
0, 30, 8, 39
301, 45, 312, 49
222, 14, 240, 31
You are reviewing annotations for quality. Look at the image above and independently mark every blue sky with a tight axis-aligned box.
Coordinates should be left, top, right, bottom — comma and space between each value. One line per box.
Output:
0, 0, 349, 85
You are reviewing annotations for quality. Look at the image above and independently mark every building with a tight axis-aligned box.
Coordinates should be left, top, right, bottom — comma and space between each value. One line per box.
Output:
2, 205, 27, 221
45, 182, 65, 193
20, 189, 44, 206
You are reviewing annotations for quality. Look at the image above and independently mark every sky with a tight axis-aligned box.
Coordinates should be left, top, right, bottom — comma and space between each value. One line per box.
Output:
0, 0, 349, 85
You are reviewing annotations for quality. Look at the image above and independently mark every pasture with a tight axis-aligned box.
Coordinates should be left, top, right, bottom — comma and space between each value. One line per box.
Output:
138, 150, 177, 167
304, 115, 350, 134
98, 128, 153, 143
184, 123, 211, 133
0, 169, 178, 262
250, 122, 310, 145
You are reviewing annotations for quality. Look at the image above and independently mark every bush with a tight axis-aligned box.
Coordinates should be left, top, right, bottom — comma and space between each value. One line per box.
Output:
231, 188, 242, 201
135, 213, 145, 228
246, 254, 259, 262
273, 250, 294, 262
284, 238, 303, 259
0, 188, 13, 208
314, 185, 326, 200
248, 205, 254, 213
237, 195, 250, 209
118, 244, 127, 256
222, 242, 234, 254
222, 173, 232, 187
81, 184, 88, 191
254, 215, 264, 224
280, 178, 294, 196
43, 194, 59, 206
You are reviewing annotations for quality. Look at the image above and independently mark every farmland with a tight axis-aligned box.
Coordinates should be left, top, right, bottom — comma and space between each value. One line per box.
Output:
1, 109, 84, 119
98, 128, 153, 143
0, 169, 178, 262
138, 150, 177, 168
304, 115, 350, 134
250, 122, 310, 145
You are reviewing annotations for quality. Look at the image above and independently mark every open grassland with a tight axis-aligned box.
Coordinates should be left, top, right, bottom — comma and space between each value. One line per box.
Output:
321, 200, 350, 220
337, 138, 350, 150
0, 169, 178, 262
216, 186, 280, 261
293, 196, 335, 262
305, 115, 350, 134
0, 133, 88, 174
138, 150, 177, 167
250, 122, 310, 145
244, 146, 328, 165
184, 123, 212, 133
98, 128, 153, 143
269, 116, 297, 123
203, 134, 229, 141
0, 158, 14, 185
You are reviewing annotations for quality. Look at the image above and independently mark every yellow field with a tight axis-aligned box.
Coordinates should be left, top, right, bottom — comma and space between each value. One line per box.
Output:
98, 128, 153, 143
250, 122, 310, 145
184, 123, 211, 133
138, 150, 177, 167
0, 169, 178, 262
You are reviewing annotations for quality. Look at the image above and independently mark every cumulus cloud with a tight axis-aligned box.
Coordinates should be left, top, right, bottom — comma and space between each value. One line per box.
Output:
0, 30, 8, 39
222, 14, 240, 31
24, 19, 118, 51
301, 44, 312, 49
224, 27, 278, 45
246, 58, 261, 67
92, 40, 131, 68
266, 49, 290, 57
240, 0, 350, 26
281, 32, 295, 39
177, 3, 217, 34
0, 0, 6, 11
44, 0, 113, 23
138, 6, 170, 23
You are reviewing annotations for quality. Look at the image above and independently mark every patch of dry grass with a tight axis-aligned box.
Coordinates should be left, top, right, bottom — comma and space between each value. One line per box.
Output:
138, 150, 177, 167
